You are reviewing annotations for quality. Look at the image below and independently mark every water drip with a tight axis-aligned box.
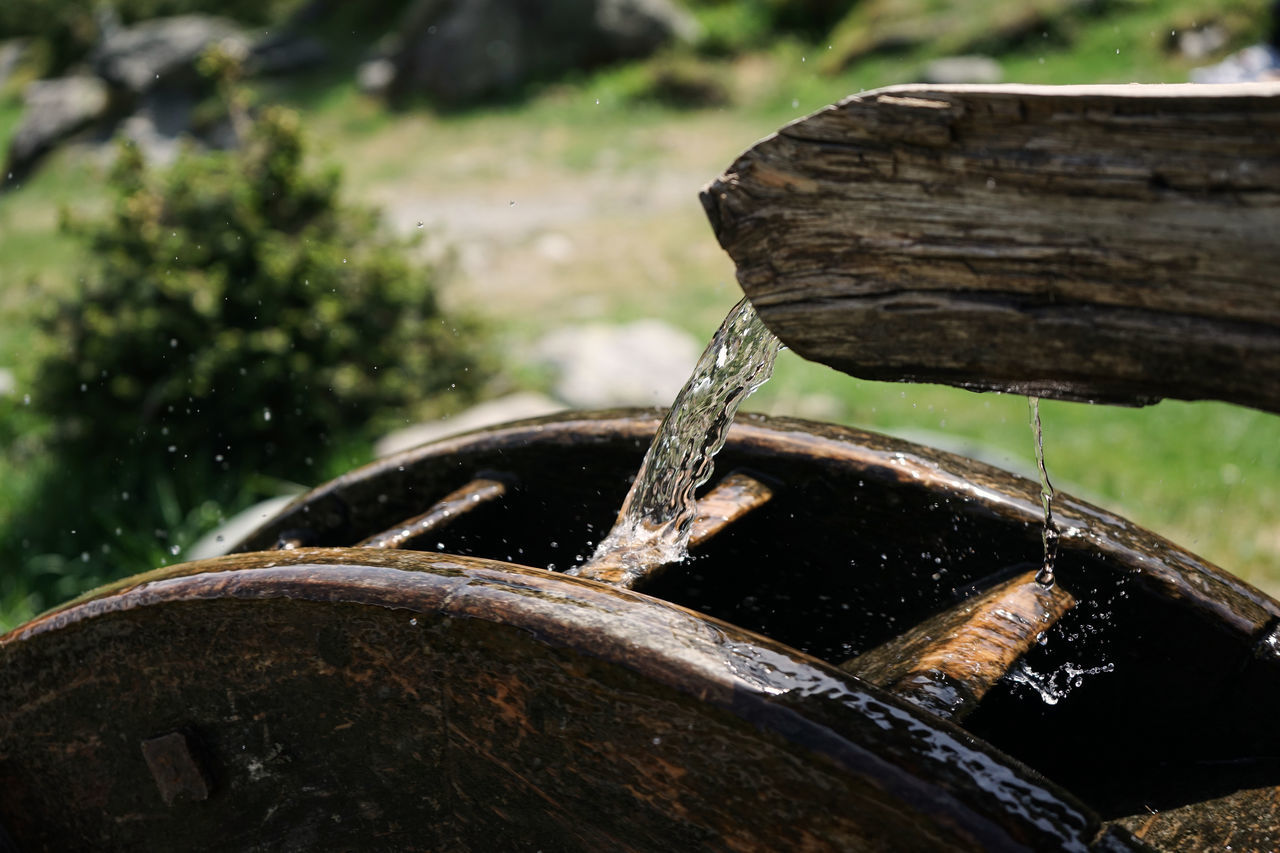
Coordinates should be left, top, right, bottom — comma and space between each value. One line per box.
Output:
1028, 397, 1060, 588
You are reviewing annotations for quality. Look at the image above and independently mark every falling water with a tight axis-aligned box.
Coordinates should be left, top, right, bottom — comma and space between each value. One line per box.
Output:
1028, 397, 1059, 587
571, 297, 782, 583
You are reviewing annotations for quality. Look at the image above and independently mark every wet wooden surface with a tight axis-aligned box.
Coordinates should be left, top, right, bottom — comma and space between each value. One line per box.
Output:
842, 570, 1076, 720
572, 470, 775, 589
219, 410, 1280, 828
356, 477, 507, 548
1111, 785, 1280, 851
238, 411, 1280, 641
701, 83, 1280, 413
0, 549, 1099, 851
686, 471, 775, 550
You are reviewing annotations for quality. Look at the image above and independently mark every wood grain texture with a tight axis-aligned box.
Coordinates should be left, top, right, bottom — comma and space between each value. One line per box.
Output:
0, 550, 1097, 852
701, 83, 1280, 411
1111, 785, 1280, 851
842, 570, 1075, 721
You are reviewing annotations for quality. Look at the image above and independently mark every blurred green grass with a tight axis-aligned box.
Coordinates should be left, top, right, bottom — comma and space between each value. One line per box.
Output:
1, 0, 1277, 629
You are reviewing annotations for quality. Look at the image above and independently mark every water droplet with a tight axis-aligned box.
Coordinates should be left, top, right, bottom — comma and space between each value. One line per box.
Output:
410, 617, 418, 626
416, 221, 424, 228
263, 407, 272, 422
170, 545, 181, 556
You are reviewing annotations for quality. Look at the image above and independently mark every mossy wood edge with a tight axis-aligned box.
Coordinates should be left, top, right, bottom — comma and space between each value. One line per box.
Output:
701, 82, 1280, 412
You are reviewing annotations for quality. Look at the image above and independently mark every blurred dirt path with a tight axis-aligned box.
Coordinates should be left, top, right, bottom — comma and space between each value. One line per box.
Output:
335, 108, 770, 330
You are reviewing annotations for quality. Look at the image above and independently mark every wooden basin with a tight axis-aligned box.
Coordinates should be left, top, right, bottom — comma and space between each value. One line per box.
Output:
1, 411, 1276, 851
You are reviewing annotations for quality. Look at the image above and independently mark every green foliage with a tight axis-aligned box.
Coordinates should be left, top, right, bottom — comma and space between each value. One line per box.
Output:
3, 102, 486, 623
614, 54, 733, 108
688, 0, 858, 54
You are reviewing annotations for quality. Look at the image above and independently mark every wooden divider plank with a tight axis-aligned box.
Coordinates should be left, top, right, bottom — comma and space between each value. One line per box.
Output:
841, 570, 1076, 720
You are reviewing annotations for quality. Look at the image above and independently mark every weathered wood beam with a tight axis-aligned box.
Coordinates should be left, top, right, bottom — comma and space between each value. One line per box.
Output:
701, 83, 1280, 413
840, 570, 1076, 721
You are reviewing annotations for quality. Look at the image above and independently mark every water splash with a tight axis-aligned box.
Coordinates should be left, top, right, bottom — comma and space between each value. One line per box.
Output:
572, 297, 782, 581
1007, 660, 1115, 705
1028, 397, 1059, 587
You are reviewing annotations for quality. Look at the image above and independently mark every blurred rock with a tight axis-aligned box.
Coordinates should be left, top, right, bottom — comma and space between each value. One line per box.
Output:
921, 55, 1002, 84
357, 57, 396, 95
246, 32, 328, 76
0, 40, 28, 91
92, 14, 247, 95
534, 319, 700, 408
375, 392, 563, 457
5, 76, 111, 181
1191, 43, 1280, 83
114, 90, 195, 166
1175, 24, 1229, 61
534, 232, 576, 264
377, 0, 698, 104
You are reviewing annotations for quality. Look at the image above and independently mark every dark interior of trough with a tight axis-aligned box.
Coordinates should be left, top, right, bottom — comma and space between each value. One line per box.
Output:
236, 415, 1280, 823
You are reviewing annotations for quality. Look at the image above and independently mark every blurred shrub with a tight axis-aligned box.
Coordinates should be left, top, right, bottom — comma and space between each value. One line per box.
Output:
7, 99, 487, 619
688, 0, 858, 54
621, 54, 732, 107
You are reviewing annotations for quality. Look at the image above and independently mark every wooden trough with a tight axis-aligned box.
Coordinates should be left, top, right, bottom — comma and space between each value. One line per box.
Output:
2, 411, 1277, 850
2, 83, 1279, 851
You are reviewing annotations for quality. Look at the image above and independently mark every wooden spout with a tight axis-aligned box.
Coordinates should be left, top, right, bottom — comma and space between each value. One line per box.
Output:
702, 83, 1280, 413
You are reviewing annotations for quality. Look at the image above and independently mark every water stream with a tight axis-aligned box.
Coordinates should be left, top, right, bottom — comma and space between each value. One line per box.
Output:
571, 297, 782, 582
1028, 397, 1060, 588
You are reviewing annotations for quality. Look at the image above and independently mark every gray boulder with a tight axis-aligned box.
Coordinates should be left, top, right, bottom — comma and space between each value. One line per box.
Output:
91, 14, 247, 95
380, 0, 698, 104
920, 55, 1002, 85
0, 40, 28, 91
533, 319, 701, 409
6, 76, 111, 181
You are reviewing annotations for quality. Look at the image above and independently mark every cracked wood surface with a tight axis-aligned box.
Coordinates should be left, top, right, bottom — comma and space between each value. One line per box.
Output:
701, 83, 1280, 413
